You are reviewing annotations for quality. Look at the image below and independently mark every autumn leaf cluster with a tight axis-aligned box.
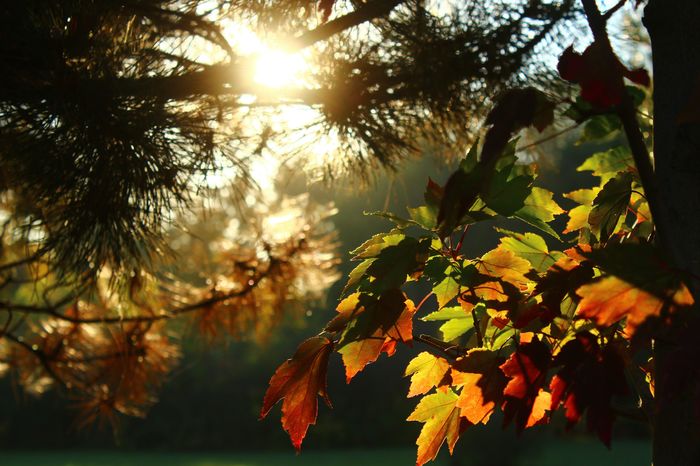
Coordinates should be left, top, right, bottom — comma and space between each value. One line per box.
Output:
262, 36, 695, 465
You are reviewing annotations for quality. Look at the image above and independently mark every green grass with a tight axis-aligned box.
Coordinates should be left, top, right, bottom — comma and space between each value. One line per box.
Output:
0, 441, 650, 466
0, 449, 426, 466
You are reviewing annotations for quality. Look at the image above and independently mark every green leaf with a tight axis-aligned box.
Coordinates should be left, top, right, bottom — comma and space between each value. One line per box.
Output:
424, 255, 453, 284
496, 228, 562, 273
588, 172, 633, 242
489, 327, 516, 350
440, 317, 475, 341
563, 204, 593, 234
564, 188, 600, 205
364, 210, 417, 228
336, 289, 408, 347
351, 231, 405, 259
408, 205, 437, 230
365, 237, 431, 291
481, 159, 534, 216
626, 85, 647, 107
513, 188, 564, 240
423, 256, 462, 308
422, 306, 467, 321
433, 275, 461, 308
436, 144, 482, 237
579, 114, 621, 143
341, 259, 375, 296
578, 146, 635, 183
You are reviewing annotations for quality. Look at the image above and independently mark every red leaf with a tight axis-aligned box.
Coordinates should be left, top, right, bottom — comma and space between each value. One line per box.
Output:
260, 336, 333, 451
549, 332, 628, 447
557, 41, 650, 108
500, 339, 552, 431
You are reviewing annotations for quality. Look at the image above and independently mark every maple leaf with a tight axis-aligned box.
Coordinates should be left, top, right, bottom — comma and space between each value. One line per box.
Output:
578, 147, 635, 183
576, 276, 693, 337
475, 246, 532, 289
422, 306, 475, 341
337, 292, 415, 381
405, 352, 451, 397
549, 332, 628, 446
588, 172, 633, 242
407, 389, 465, 466
497, 228, 563, 273
564, 205, 593, 234
330, 289, 407, 341
513, 187, 564, 240
260, 336, 333, 451
364, 237, 431, 291
499, 339, 552, 431
451, 349, 508, 425
529, 257, 595, 325
558, 41, 650, 108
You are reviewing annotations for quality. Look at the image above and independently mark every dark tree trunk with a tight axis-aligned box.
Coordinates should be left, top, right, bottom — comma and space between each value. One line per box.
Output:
644, 2, 700, 465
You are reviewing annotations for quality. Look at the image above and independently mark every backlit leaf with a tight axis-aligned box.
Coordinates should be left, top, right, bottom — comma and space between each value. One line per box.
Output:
261, 336, 334, 451
407, 390, 463, 466
351, 231, 405, 259
475, 246, 532, 288
408, 205, 437, 230
588, 172, 633, 242
564, 205, 593, 234
481, 159, 534, 216
451, 348, 508, 425
578, 146, 634, 183
439, 317, 475, 341
341, 259, 374, 296
422, 306, 468, 322
497, 228, 562, 273
365, 237, 431, 291
337, 293, 415, 381
514, 188, 564, 239
500, 339, 552, 431
405, 352, 451, 397
576, 276, 693, 337
564, 188, 600, 205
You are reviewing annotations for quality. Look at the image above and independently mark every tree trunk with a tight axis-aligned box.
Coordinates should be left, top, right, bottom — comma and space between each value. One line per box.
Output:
644, 2, 700, 465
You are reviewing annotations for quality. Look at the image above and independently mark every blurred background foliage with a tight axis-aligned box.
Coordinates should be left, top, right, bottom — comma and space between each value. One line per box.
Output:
0, 134, 650, 456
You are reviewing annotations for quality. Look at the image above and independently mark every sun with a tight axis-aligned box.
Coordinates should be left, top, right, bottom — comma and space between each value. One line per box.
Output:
209, 23, 341, 188
253, 48, 308, 88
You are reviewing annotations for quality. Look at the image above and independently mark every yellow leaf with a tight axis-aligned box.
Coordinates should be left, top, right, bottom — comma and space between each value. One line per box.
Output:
405, 352, 451, 397
407, 390, 462, 466
475, 246, 531, 288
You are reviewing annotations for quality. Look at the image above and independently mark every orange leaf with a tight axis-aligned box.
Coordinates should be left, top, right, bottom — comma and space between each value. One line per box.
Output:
260, 336, 333, 451
526, 389, 551, 428
405, 352, 451, 398
500, 340, 552, 432
451, 349, 507, 425
338, 297, 415, 382
575, 277, 694, 336
338, 338, 385, 383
